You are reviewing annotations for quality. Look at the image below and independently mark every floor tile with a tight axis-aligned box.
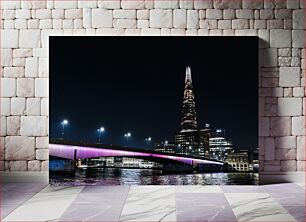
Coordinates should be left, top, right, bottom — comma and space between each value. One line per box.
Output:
175, 185, 222, 193
119, 186, 176, 222
225, 193, 297, 221
222, 185, 264, 193
2, 185, 84, 221
282, 205, 305, 222
176, 193, 237, 221
270, 192, 305, 206
262, 183, 304, 194
59, 186, 130, 221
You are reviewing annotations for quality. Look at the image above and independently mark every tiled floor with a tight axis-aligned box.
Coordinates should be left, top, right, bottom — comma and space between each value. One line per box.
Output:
1, 183, 305, 221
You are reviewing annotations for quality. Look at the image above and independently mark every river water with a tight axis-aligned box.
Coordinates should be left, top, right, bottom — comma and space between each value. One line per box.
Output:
50, 168, 259, 185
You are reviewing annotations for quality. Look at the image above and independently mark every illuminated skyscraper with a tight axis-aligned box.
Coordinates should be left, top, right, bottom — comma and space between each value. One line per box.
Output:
180, 66, 198, 132
175, 66, 209, 157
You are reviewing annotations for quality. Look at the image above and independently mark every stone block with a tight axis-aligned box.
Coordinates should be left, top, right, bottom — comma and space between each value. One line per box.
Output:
36, 149, 48, 160
11, 98, 26, 115
1, 117, 6, 137
292, 30, 305, 48
1, 1, 20, 9
28, 160, 41, 171
1, 98, 10, 116
297, 161, 305, 171
65, 9, 82, 19
114, 19, 137, 28
270, 117, 291, 136
12, 58, 26, 67
36, 137, 49, 149
20, 116, 47, 136
19, 30, 41, 48
206, 9, 222, 19
195, 0, 213, 9
297, 136, 305, 161
187, 10, 199, 29
275, 136, 297, 149
92, 9, 113, 28
263, 48, 277, 67
2, 9, 16, 19
41, 98, 49, 116
242, 0, 263, 9
38, 58, 49, 77
223, 9, 235, 19
270, 29, 291, 48
35, 9, 51, 19
7, 116, 20, 136
140, 28, 161, 36
179, 0, 193, 8
1, 78, 16, 98
98, 0, 120, 9
137, 10, 149, 19
16, 78, 34, 98
137, 20, 149, 28
52, 9, 65, 19
1, 49, 13, 67
54, 0, 77, 9
150, 9, 172, 28
258, 29, 269, 48
121, 0, 145, 9
154, 0, 178, 9
264, 137, 275, 160
5, 136, 35, 160
83, 8, 92, 28
276, 148, 296, 160
232, 19, 249, 29
278, 98, 302, 116
35, 78, 49, 98
13, 49, 32, 58
213, 0, 241, 9
293, 87, 304, 97
78, 0, 97, 8
281, 160, 297, 171
264, 164, 281, 172
279, 67, 300, 87
15, 9, 31, 19
218, 20, 232, 29
9, 161, 27, 171
1, 30, 19, 48
287, 0, 300, 9
114, 10, 136, 19
236, 9, 254, 19
41, 160, 49, 171
3, 67, 24, 78
26, 98, 41, 116
259, 117, 269, 136
292, 116, 305, 136
173, 9, 187, 28
293, 9, 305, 29
25, 57, 38, 77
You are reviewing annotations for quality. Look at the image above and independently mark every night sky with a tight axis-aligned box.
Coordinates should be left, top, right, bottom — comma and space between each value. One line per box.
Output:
50, 37, 258, 151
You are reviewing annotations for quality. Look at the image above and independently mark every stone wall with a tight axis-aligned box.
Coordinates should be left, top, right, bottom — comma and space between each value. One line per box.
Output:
0, 0, 305, 172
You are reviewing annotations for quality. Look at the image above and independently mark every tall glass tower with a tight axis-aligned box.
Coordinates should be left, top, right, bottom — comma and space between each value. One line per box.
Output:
180, 66, 198, 132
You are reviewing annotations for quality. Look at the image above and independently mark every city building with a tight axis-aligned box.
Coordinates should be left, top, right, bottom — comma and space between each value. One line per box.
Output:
226, 152, 250, 172
209, 129, 233, 161
154, 141, 176, 154
174, 67, 210, 157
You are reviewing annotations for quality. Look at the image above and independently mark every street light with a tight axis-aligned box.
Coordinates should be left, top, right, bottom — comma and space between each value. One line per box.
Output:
124, 132, 131, 145
97, 127, 105, 143
145, 137, 152, 142
61, 119, 68, 139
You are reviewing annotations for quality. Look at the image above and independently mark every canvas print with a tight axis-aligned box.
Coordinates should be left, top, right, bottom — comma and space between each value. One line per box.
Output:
50, 37, 258, 185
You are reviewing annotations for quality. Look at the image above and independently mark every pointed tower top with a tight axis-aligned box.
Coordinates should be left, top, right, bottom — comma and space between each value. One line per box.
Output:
185, 66, 192, 84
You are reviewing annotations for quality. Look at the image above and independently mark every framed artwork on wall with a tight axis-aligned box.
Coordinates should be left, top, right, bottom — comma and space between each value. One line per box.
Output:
49, 37, 258, 185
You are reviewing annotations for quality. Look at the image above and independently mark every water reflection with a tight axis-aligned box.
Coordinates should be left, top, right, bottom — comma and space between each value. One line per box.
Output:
50, 168, 258, 185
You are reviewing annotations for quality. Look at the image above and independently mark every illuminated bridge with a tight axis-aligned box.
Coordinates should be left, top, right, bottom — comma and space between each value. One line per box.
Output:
49, 141, 224, 172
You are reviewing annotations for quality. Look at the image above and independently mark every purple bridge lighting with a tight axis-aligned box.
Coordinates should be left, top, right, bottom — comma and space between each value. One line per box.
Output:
49, 143, 224, 166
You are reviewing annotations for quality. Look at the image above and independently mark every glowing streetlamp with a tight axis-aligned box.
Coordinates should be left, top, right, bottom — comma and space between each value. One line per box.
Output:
97, 127, 105, 143
124, 132, 131, 144
145, 137, 152, 142
61, 119, 68, 139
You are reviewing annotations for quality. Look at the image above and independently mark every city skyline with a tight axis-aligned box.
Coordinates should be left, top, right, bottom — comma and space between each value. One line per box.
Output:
50, 37, 258, 151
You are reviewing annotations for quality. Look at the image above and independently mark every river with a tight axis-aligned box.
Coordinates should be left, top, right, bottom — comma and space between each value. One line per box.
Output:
50, 168, 259, 185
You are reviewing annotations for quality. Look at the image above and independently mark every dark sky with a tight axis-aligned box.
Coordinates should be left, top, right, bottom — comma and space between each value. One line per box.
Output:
50, 37, 258, 151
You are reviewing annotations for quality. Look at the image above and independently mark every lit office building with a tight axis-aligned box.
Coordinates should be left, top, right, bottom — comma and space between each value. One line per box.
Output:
209, 129, 233, 161
226, 152, 249, 172
154, 141, 176, 154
